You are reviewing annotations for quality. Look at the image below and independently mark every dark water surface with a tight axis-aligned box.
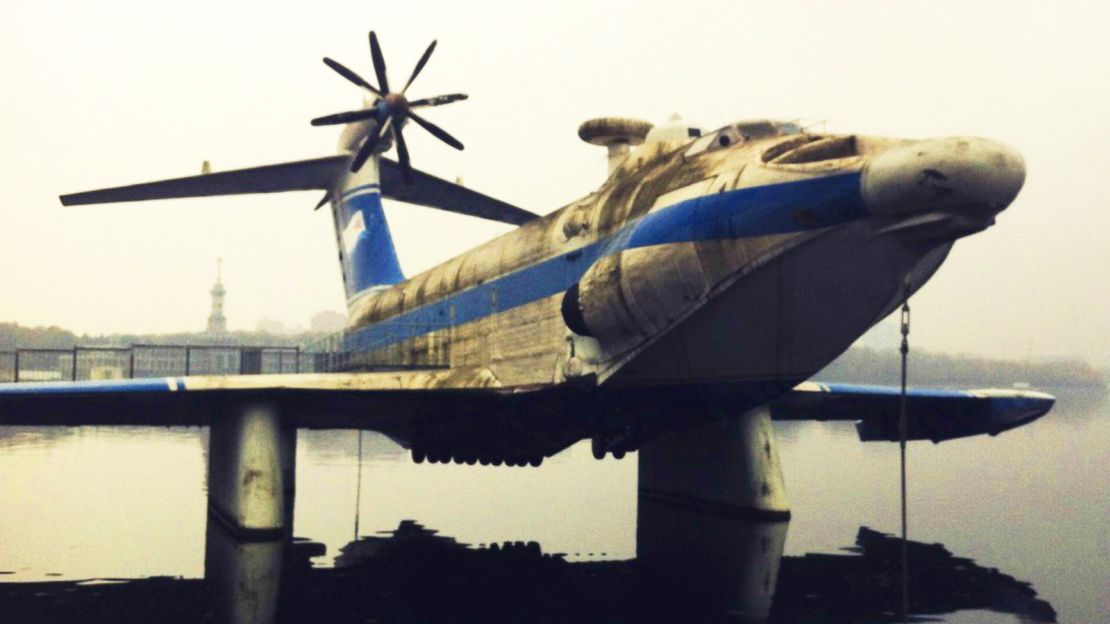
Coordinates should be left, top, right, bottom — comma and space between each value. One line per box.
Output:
1, 390, 1106, 622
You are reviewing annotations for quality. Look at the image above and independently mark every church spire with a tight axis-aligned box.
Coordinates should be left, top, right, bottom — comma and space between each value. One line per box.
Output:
207, 258, 227, 334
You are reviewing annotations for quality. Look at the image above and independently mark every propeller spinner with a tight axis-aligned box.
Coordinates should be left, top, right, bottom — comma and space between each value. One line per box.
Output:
312, 32, 467, 182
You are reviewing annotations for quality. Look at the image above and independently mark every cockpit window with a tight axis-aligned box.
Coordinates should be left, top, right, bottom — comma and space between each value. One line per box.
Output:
773, 121, 802, 135
683, 120, 806, 159
734, 120, 781, 140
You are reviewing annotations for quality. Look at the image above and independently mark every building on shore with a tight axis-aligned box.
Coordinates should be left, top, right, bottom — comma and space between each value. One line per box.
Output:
207, 259, 227, 335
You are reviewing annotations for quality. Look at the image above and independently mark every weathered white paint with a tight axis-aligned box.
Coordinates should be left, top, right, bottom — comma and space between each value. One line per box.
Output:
181, 367, 501, 391
339, 129, 915, 391
862, 137, 1025, 216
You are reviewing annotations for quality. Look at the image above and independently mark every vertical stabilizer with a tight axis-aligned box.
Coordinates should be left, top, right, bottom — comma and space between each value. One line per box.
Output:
332, 155, 405, 306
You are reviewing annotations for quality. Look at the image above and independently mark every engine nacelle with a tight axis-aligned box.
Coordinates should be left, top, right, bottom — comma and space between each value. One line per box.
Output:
560, 244, 711, 359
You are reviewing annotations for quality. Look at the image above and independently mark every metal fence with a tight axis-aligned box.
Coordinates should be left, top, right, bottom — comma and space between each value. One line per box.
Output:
8, 349, 74, 382
3, 322, 454, 382
305, 322, 451, 373
2, 345, 304, 382
0, 351, 13, 383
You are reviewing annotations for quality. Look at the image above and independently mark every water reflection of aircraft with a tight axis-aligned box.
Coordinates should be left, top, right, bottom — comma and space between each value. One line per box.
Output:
0, 31, 1055, 535
0, 499, 1056, 623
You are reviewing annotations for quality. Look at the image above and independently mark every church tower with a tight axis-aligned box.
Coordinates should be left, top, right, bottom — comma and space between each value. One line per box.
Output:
207, 258, 227, 334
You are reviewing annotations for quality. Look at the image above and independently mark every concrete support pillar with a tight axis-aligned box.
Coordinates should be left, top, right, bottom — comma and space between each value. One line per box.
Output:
637, 496, 789, 622
638, 404, 789, 519
204, 519, 283, 624
208, 402, 296, 539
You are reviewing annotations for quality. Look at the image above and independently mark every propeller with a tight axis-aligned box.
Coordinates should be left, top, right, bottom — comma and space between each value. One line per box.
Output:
313, 31, 468, 182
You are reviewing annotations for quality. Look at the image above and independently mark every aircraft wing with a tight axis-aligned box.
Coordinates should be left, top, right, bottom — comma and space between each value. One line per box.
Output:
59, 155, 540, 227
769, 381, 1055, 443
0, 375, 1054, 448
0, 369, 510, 429
0, 369, 593, 460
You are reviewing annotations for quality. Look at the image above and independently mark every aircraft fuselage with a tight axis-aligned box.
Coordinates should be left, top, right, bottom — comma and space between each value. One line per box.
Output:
335, 123, 1024, 399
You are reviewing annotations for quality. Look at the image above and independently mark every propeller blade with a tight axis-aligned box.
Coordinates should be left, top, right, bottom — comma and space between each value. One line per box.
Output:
323, 58, 381, 96
368, 31, 390, 95
408, 111, 464, 151
311, 108, 379, 127
402, 40, 437, 94
409, 93, 468, 108
351, 118, 390, 172
394, 124, 413, 184
321, 33, 462, 180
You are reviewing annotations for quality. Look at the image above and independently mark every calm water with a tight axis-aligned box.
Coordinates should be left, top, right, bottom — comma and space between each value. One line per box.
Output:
0, 389, 1106, 622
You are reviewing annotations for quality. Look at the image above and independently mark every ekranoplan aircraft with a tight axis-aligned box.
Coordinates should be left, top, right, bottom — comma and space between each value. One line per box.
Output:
0, 33, 1053, 526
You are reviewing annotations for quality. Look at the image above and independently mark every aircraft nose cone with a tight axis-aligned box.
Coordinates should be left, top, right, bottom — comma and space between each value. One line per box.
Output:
862, 137, 1026, 220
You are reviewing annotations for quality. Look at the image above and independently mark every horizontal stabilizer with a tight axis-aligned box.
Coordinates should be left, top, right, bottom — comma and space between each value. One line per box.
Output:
770, 382, 1055, 443
60, 156, 350, 205
379, 158, 540, 226
59, 155, 541, 227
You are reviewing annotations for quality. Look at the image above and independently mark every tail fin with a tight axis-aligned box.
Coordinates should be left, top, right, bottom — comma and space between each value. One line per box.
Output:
333, 158, 405, 303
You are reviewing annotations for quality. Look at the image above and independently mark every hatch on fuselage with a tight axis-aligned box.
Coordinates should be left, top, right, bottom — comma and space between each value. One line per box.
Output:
643, 113, 703, 143
579, 114, 807, 175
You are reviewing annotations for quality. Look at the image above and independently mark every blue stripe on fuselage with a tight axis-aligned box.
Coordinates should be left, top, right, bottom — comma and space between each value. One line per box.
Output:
343, 171, 867, 353
625, 170, 867, 249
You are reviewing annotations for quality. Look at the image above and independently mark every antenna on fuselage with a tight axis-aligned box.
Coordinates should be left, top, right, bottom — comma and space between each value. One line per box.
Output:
578, 117, 654, 174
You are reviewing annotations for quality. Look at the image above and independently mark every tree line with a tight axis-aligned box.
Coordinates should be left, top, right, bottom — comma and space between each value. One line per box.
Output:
0, 322, 326, 352
815, 345, 1107, 391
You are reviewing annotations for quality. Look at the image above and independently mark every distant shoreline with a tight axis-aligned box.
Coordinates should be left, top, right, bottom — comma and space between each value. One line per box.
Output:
4, 321, 1107, 392
815, 345, 1108, 392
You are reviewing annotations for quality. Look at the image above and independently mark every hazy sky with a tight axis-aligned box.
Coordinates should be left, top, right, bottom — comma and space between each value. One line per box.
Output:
1, 1, 1107, 364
